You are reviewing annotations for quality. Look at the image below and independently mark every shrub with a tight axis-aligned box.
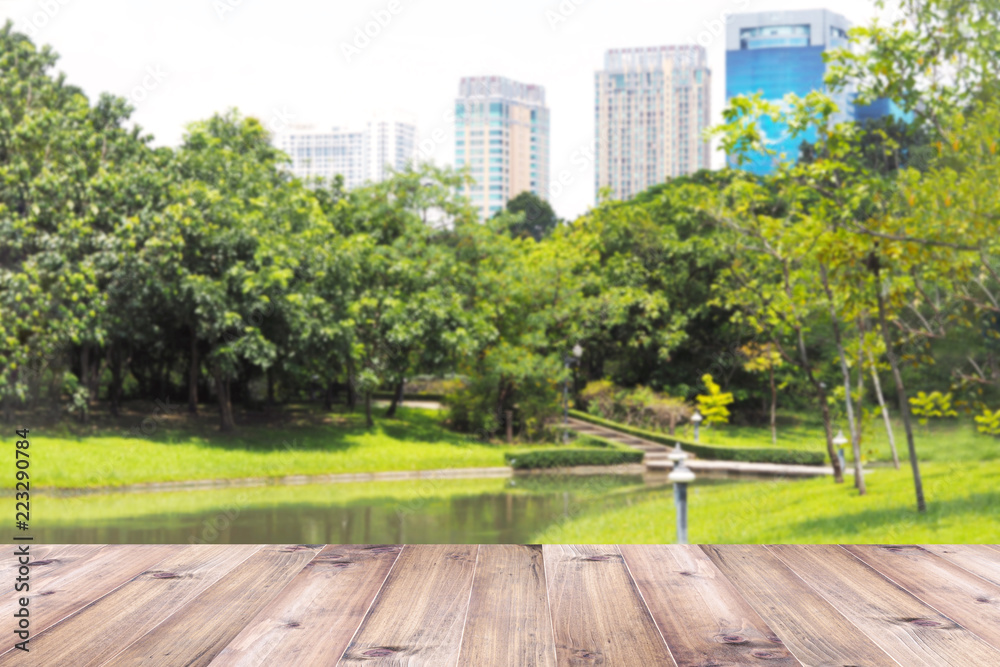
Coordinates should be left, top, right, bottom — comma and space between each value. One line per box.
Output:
579, 380, 617, 419
505, 449, 644, 469
696, 374, 734, 426
909, 391, 958, 426
568, 410, 826, 466
975, 408, 1000, 437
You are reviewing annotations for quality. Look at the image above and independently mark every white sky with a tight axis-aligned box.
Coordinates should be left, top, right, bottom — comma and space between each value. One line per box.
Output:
2, 0, 888, 220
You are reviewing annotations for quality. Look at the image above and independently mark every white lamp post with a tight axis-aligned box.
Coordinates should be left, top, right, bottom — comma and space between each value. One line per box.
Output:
833, 429, 848, 474
562, 344, 584, 442
690, 410, 704, 444
668, 448, 696, 544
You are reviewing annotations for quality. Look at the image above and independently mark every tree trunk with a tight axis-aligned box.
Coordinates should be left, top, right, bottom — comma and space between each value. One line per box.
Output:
820, 266, 865, 494
876, 282, 926, 511
854, 335, 865, 447
267, 368, 276, 410
867, 348, 900, 469
769, 362, 777, 446
109, 344, 122, 418
213, 370, 236, 432
505, 409, 514, 443
385, 379, 405, 417
346, 358, 357, 411
188, 328, 199, 415
323, 380, 334, 412
80, 345, 90, 401
364, 391, 373, 428
795, 329, 843, 483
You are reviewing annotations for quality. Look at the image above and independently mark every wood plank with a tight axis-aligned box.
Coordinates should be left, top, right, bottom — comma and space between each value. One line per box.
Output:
338, 545, 479, 666
770, 544, 1000, 666
543, 545, 675, 666
0, 544, 263, 666
0, 544, 179, 657
701, 545, 897, 666
0, 544, 105, 597
457, 545, 556, 667
102, 545, 321, 667
620, 545, 798, 665
920, 545, 1000, 587
209, 545, 401, 667
844, 545, 1000, 652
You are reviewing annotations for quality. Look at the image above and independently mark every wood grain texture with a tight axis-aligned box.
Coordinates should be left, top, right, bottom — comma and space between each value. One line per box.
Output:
339, 545, 479, 666
0, 544, 105, 604
209, 545, 401, 667
457, 545, 556, 667
0, 544, 179, 658
620, 545, 798, 666
103, 545, 320, 667
844, 544, 1000, 651
701, 545, 897, 666
770, 544, 1000, 666
0, 544, 263, 667
920, 544, 1000, 587
543, 545, 675, 666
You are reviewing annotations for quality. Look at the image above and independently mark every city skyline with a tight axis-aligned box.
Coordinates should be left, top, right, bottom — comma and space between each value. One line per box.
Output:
1, 0, 895, 220
455, 76, 550, 219
595, 45, 711, 202
274, 112, 418, 188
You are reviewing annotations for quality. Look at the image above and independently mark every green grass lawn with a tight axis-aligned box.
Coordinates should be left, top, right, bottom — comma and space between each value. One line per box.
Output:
531, 460, 1000, 543
26, 407, 602, 489
678, 413, 998, 464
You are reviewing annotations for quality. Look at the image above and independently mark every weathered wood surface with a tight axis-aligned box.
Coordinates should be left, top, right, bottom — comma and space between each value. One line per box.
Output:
0, 544, 996, 666
544, 545, 676, 665
620, 544, 798, 665
339, 545, 479, 666
104, 545, 321, 666
770, 544, 1000, 666
702, 544, 898, 666
210, 545, 400, 667
3, 545, 264, 667
844, 544, 1000, 652
457, 545, 556, 667
0, 544, 180, 660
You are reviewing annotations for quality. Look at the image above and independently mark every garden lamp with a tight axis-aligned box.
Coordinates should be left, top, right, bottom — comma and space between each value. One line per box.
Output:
562, 344, 584, 442
690, 410, 703, 444
668, 448, 696, 544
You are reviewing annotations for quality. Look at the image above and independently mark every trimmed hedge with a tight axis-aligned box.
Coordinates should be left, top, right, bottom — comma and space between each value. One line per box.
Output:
371, 393, 447, 402
568, 410, 827, 466
504, 449, 644, 470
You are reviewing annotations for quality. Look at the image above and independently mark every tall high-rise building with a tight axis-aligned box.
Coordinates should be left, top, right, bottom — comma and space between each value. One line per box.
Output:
726, 10, 857, 174
454, 76, 550, 219
274, 113, 417, 189
595, 45, 711, 202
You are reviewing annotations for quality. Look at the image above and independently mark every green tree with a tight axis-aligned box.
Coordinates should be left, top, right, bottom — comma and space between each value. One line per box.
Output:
500, 191, 560, 241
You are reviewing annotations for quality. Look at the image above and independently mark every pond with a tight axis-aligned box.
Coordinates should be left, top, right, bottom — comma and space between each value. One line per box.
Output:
33, 471, 744, 544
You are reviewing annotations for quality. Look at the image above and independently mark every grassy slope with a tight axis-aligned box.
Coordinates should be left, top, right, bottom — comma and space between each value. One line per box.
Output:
678, 413, 997, 464
531, 461, 1000, 543
29, 407, 597, 489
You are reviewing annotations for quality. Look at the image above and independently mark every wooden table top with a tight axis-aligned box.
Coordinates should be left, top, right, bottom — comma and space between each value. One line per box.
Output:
3, 544, 999, 666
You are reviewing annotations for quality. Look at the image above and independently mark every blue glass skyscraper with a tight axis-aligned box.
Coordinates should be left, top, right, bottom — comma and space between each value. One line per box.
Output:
725, 10, 854, 175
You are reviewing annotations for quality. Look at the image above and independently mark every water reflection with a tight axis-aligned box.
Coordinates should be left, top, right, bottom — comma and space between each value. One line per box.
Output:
34, 472, 741, 544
